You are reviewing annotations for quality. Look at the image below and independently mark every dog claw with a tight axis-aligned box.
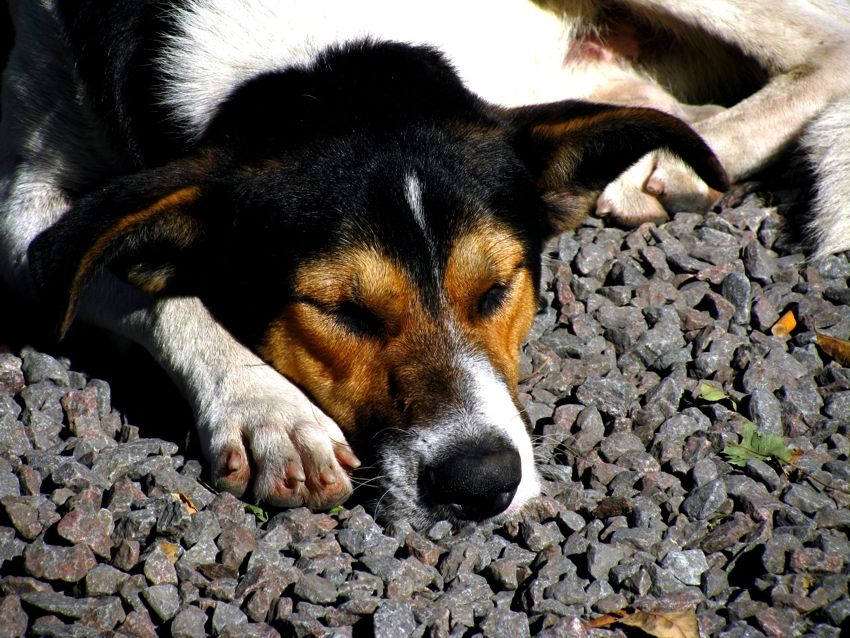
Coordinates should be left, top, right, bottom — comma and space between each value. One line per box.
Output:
224, 450, 243, 473
335, 445, 362, 470
319, 467, 338, 486
285, 460, 306, 483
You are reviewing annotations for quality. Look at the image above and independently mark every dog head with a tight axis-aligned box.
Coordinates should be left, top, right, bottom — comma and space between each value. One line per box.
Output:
29, 42, 726, 527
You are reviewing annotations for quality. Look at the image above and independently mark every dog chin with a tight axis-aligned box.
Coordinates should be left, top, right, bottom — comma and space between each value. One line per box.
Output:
371, 480, 536, 531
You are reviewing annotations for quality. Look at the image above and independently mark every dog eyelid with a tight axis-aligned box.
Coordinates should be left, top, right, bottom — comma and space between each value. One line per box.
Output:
476, 260, 525, 318
293, 294, 386, 338
478, 282, 509, 317
332, 301, 385, 338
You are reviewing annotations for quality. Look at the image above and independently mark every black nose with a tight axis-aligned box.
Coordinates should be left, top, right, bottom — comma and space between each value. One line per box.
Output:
422, 443, 522, 521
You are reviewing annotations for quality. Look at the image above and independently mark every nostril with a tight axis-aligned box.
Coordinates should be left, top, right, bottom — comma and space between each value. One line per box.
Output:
423, 444, 521, 521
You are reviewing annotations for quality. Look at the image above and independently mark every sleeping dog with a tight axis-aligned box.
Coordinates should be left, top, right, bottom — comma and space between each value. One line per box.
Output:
1, 0, 846, 528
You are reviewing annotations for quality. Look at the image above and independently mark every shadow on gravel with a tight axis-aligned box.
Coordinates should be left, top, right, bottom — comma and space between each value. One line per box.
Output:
726, 145, 816, 251
0, 281, 196, 457
0, 280, 388, 515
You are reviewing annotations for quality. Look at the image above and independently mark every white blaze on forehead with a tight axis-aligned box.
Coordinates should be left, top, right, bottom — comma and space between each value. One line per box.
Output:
404, 172, 438, 266
404, 172, 426, 232
459, 353, 541, 513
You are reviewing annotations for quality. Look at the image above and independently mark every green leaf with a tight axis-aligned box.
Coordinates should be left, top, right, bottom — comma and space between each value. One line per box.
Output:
697, 381, 737, 410
722, 421, 794, 466
244, 503, 269, 523
328, 505, 345, 515
723, 422, 757, 467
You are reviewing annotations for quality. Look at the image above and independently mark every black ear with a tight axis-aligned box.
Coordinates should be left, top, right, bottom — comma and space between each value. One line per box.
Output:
506, 101, 729, 233
28, 161, 215, 338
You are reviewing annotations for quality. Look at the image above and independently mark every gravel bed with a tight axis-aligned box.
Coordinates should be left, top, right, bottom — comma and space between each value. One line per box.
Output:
1, 193, 849, 637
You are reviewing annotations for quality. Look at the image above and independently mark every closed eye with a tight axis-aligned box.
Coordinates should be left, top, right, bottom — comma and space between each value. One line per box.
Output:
478, 282, 508, 317
333, 301, 385, 338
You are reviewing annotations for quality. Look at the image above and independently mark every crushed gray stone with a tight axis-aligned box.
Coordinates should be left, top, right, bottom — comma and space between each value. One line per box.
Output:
2, 195, 848, 636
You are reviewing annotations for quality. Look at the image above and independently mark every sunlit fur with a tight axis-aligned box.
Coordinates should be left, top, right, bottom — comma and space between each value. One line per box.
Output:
258, 221, 540, 525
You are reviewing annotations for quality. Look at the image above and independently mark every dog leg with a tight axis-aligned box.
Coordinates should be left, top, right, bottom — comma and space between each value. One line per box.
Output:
595, 60, 849, 225
693, 65, 850, 181
1, 147, 357, 511
800, 99, 850, 257
588, 0, 850, 243
0, 179, 359, 510
77, 279, 361, 508
624, 0, 850, 177
9, 219, 359, 509
1, 160, 359, 511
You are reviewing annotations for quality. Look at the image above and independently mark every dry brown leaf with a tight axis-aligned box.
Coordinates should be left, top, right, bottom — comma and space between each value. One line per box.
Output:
172, 491, 198, 515
584, 614, 620, 629
160, 541, 180, 565
816, 332, 850, 366
618, 609, 700, 638
771, 309, 797, 337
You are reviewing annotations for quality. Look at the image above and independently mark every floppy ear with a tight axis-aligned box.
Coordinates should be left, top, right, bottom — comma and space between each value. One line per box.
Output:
506, 101, 729, 233
28, 163, 216, 338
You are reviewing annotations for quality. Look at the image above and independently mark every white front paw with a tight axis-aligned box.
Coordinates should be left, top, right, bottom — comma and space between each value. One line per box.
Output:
195, 364, 360, 509
596, 150, 722, 225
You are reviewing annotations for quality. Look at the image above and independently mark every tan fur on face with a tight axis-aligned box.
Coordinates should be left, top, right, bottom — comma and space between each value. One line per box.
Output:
259, 247, 418, 430
259, 223, 538, 437
444, 222, 537, 388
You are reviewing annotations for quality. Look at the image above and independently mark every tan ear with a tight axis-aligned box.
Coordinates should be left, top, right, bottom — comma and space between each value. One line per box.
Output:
507, 101, 728, 233
29, 174, 207, 339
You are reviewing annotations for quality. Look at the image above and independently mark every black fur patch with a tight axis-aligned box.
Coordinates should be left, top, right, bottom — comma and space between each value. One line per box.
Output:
205, 40, 489, 156
58, 0, 192, 167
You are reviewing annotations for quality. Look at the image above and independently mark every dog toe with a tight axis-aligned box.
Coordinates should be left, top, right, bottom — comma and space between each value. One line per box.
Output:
213, 444, 252, 497
333, 442, 362, 471
294, 437, 355, 509
306, 462, 353, 508
196, 369, 355, 511
597, 185, 668, 225
253, 452, 306, 506
255, 457, 351, 510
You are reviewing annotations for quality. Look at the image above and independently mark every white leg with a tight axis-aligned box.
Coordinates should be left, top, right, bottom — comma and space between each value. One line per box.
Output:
586, 0, 850, 243
0, 170, 359, 509
625, 0, 850, 180
81, 278, 360, 508
800, 100, 850, 257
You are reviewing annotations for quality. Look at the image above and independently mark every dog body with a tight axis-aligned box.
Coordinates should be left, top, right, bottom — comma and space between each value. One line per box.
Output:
1, 0, 846, 527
